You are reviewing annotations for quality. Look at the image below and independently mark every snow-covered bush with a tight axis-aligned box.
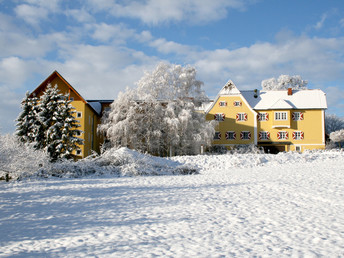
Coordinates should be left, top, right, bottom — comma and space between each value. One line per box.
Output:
0, 134, 50, 180
261, 75, 308, 91
38, 147, 198, 178
99, 62, 216, 156
330, 129, 344, 147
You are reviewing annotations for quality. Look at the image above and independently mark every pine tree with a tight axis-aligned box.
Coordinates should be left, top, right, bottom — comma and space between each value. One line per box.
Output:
47, 94, 83, 161
16, 92, 38, 143
16, 84, 83, 161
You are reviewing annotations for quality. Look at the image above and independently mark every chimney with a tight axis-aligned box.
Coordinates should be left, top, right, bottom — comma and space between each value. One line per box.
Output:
288, 88, 292, 95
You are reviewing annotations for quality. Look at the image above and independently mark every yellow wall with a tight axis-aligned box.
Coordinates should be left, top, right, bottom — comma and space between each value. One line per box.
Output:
206, 94, 325, 152
206, 95, 256, 146
39, 76, 101, 158
257, 109, 325, 152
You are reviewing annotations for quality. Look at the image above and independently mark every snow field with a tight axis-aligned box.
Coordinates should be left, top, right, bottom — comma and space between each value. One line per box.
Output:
0, 153, 344, 257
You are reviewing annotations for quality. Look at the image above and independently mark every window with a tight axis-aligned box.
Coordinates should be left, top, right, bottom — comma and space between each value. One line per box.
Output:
219, 101, 227, 107
225, 131, 236, 140
240, 131, 251, 140
214, 113, 225, 121
275, 112, 287, 120
233, 101, 242, 107
75, 130, 82, 136
76, 149, 82, 156
214, 132, 221, 140
293, 131, 304, 140
236, 113, 247, 121
76, 111, 82, 118
295, 146, 302, 152
292, 112, 304, 121
277, 131, 289, 140
259, 131, 270, 140
258, 112, 269, 121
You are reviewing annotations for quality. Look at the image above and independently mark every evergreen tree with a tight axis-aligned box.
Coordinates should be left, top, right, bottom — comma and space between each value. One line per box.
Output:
16, 84, 83, 161
16, 92, 38, 143
47, 94, 83, 161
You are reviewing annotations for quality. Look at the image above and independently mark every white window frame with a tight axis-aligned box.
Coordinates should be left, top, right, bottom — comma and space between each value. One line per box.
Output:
258, 112, 269, 121
219, 101, 227, 107
275, 112, 287, 121
233, 101, 242, 107
292, 112, 304, 121
214, 113, 225, 122
236, 113, 247, 122
259, 131, 270, 140
293, 131, 304, 140
278, 131, 288, 140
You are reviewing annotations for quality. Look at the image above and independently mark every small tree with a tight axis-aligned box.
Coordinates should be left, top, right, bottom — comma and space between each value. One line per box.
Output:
99, 62, 215, 156
329, 129, 344, 148
261, 75, 308, 91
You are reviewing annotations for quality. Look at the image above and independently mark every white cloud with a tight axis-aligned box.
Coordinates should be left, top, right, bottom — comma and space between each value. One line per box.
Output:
149, 38, 193, 55
14, 4, 48, 26
86, 0, 250, 25
91, 23, 137, 44
191, 36, 344, 93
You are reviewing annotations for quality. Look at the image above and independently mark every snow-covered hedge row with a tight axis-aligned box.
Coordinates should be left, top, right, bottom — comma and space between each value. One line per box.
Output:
172, 149, 344, 173
0, 135, 197, 180
41, 147, 197, 178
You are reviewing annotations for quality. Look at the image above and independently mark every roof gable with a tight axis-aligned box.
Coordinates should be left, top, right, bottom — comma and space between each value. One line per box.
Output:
218, 80, 241, 95
29, 70, 87, 103
269, 99, 294, 109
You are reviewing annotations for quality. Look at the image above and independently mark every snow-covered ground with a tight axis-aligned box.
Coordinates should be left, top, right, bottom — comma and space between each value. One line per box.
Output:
1, 151, 344, 257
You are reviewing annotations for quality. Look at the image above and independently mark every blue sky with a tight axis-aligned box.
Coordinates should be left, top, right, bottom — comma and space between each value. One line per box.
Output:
1, 0, 344, 133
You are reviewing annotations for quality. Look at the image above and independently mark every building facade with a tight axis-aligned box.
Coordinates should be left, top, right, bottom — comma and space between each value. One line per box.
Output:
205, 80, 327, 153
29, 71, 112, 158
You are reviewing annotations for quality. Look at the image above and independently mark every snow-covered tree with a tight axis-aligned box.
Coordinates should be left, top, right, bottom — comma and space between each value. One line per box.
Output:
325, 114, 344, 135
16, 84, 83, 161
329, 129, 344, 147
261, 75, 308, 91
99, 62, 215, 156
16, 92, 38, 143
47, 94, 83, 161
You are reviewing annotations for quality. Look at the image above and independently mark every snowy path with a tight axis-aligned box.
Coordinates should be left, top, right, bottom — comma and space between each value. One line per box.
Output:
1, 157, 344, 257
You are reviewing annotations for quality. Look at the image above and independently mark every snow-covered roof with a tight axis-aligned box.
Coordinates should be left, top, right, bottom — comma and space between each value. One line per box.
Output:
241, 89, 327, 110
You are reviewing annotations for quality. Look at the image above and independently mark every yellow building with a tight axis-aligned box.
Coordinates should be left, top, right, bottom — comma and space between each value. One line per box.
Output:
206, 80, 327, 153
29, 71, 112, 158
